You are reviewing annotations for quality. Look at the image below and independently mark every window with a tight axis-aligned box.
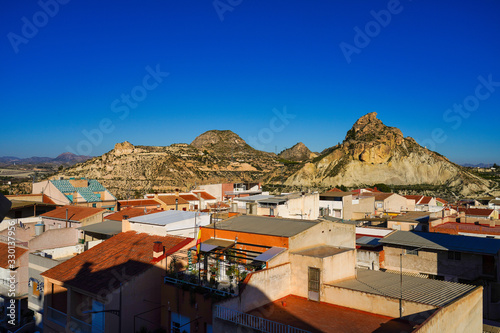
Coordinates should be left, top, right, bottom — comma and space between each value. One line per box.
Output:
92, 203, 97, 208
448, 251, 461, 260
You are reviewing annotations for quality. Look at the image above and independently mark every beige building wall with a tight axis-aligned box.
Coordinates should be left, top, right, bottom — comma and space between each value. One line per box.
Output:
387, 220, 418, 231
322, 283, 436, 320
289, 221, 355, 251
352, 196, 375, 216
32, 180, 70, 206
289, 249, 356, 298
414, 287, 483, 333
218, 263, 292, 313
381, 194, 408, 213
343, 195, 353, 220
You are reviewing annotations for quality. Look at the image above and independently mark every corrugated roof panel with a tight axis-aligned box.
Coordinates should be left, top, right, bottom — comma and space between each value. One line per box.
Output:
331, 269, 476, 307
212, 215, 319, 237
380, 231, 500, 254
253, 247, 286, 262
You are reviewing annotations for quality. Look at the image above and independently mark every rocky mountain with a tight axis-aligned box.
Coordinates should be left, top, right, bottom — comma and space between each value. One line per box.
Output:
49, 115, 497, 199
278, 142, 317, 162
0, 153, 92, 166
284, 112, 494, 197
59, 132, 280, 198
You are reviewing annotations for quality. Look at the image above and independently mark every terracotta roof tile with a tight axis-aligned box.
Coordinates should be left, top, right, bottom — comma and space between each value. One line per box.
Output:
179, 194, 200, 201
436, 198, 448, 204
42, 231, 192, 296
192, 191, 216, 200
157, 195, 189, 205
404, 195, 423, 204
419, 196, 433, 205
458, 208, 494, 217
373, 193, 394, 201
0, 243, 28, 269
118, 199, 160, 208
40, 205, 106, 222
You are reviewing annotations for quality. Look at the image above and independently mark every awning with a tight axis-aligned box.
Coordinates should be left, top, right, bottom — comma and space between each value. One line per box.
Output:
77, 221, 122, 236
189, 238, 235, 252
253, 247, 286, 262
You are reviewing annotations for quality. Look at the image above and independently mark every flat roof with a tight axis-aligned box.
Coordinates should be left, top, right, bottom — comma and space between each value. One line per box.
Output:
380, 230, 500, 255
292, 246, 350, 258
233, 195, 274, 202
258, 197, 288, 204
129, 210, 208, 226
77, 221, 122, 236
209, 215, 319, 237
356, 236, 381, 247
246, 295, 413, 333
330, 269, 476, 307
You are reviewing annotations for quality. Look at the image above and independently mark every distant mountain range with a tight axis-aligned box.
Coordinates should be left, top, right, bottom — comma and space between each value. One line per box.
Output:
0, 153, 93, 166
461, 163, 495, 168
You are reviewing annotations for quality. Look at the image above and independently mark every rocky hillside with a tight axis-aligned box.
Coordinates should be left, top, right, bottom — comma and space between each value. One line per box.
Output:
51, 116, 497, 199
278, 142, 317, 162
284, 112, 494, 197
59, 132, 280, 199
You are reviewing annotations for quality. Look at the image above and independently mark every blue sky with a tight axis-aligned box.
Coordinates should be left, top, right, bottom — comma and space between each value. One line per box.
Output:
1, 0, 499, 164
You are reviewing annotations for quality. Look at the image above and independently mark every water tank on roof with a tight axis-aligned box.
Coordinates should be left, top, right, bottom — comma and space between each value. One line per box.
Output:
35, 223, 45, 236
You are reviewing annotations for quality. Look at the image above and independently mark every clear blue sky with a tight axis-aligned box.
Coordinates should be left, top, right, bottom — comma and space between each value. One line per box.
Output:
1, 0, 499, 164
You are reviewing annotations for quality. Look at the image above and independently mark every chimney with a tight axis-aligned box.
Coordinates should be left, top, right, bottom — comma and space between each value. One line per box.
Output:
122, 215, 130, 232
154, 192, 159, 199
153, 241, 164, 259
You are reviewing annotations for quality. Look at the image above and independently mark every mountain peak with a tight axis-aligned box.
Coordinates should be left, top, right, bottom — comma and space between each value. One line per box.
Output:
345, 112, 403, 143
191, 130, 247, 149
279, 142, 316, 161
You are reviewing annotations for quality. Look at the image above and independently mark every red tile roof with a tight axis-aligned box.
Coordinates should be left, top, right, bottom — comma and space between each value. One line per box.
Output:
436, 198, 448, 204
118, 199, 160, 208
179, 194, 200, 201
192, 190, 216, 200
327, 188, 343, 192
373, 193, 394, 201
419, 196, 433, 205
208, 202, 230, 209
0, 243, 28, 269
105, 207, 162, 221
432, 222, 500, 235
40, 205, 106, 222
157, 195, 189, 206
42, 231, 192, 295
458, 208, 494, 217
404, 195, 423, 203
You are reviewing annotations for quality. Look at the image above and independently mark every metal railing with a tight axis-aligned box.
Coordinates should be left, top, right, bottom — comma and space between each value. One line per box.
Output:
47, 306, 67, 327
214, 305, 311, 333
68, 316, 103, 333
164, 276, 236, 297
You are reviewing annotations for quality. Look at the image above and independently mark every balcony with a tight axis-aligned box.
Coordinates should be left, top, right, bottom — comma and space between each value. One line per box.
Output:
46, 306, 104, 333
46, 306, 67, 328
214, 305, 311, 333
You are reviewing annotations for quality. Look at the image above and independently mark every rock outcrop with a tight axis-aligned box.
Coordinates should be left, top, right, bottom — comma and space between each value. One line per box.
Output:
285, 112, 492, 196
278, 142, 317, 162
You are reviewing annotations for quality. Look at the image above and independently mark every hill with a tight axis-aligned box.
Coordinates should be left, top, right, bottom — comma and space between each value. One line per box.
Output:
283, 112, 493, 197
